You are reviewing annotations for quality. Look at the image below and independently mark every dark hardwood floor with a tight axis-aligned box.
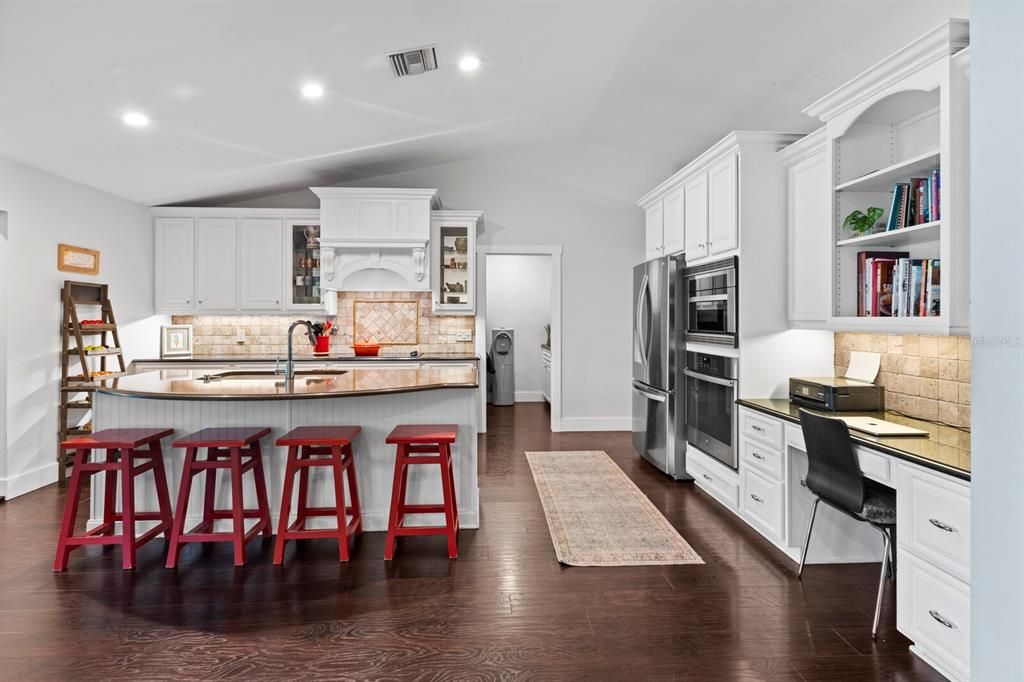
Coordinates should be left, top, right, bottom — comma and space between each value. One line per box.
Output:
0, 403, 941, 680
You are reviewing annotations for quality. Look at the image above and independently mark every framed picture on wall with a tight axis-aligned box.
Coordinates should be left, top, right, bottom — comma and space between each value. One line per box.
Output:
57, 243, 100, 275
160, 325, 193, 358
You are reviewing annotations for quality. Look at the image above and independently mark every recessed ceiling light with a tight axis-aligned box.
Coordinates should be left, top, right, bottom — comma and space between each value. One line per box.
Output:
458, 55, 481, 73
122, 111, 150, 128
301, 82, 324, 99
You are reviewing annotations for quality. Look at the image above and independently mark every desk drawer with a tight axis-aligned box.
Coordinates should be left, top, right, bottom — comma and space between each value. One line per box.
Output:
855, 446, 892, 485
740, 437, 783, 481
739, 409, 783, 449
897, 463, 971, 582
898, 551, 970, 681
687, 447, 739, 511
741, 467, 784, 541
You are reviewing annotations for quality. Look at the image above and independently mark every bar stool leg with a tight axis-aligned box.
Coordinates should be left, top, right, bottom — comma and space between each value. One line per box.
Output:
229, 447, 246, 566
439, 443, 459, 559
330, 445, 351, 561
166, 447, 198, 568
274, 445, 299, 565
102, 448, 118, 542
296, 447, 310, 530
120, 449, 137, 570
344, 444, 362, 534
150, 440, 174, 539
384, 443, 407, 560
201, 448, 219, 534
251, 440, 272, 537
54, 448, 89, 571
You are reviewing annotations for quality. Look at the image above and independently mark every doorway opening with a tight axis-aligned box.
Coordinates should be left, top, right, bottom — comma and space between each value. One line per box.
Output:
476, 246, 562, 433
0, 211, 7, 501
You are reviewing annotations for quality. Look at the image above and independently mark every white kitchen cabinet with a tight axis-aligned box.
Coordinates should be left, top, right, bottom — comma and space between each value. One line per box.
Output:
541, 347, 552, 403
643, 202, 663, 260
683, 172, 709, 259
194, 218, 237, 311
780, 130, 831, 325
152, 208, 321, 315
155, 217, 195, 312
431, 210, 482, 315
707, 153, 739, 255
238, 218, 283, 310
662, 185, 685, 255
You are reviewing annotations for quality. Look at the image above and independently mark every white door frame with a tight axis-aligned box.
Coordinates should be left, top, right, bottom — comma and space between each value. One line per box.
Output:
476, 245, 563, 433
0, 211, 8, 500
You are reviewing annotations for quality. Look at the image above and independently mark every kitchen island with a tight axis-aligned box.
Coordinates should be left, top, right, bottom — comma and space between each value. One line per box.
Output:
89, 363, 480, 533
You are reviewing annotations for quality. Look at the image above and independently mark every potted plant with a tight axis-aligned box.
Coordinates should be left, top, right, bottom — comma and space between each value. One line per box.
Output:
842, 207, 885, 236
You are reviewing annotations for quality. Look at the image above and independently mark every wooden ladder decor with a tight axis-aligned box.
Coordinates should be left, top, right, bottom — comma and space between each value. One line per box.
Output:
58, 281, 127, 485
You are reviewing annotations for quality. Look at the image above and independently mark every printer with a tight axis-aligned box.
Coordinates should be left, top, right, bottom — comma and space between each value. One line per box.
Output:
789, 376, 885, 412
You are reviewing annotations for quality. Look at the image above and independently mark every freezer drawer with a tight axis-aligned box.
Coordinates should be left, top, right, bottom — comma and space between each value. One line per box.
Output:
632, 381, 675, 477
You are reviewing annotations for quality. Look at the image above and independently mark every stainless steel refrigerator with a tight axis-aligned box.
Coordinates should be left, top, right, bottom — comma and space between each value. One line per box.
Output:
632, 255, 688, 479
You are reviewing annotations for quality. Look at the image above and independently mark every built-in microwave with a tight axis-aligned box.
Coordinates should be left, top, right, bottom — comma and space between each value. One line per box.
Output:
684, 256, 737, 347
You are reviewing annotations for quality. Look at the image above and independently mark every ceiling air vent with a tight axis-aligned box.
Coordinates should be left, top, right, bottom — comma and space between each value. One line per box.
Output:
388, 45, 438, 78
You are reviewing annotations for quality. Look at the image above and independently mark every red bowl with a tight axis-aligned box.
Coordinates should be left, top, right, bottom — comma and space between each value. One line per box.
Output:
352, 343, 381, 357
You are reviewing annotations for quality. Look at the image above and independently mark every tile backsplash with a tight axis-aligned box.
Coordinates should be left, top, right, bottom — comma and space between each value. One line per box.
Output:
834, 333, 970, 428
173, 291, 474, 357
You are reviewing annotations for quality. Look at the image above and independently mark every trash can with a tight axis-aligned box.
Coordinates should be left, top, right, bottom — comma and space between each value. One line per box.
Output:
490, 328, 515, 406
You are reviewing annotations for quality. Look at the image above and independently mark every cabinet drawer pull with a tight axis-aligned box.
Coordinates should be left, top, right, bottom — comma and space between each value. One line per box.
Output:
750, 493, 764, 504
929, 518, 957, 533
928, 609, 957, 629
751, 452, 765, 461
799, 477, 807, 488
751, 424, 764, 433
702, 473, 713, 483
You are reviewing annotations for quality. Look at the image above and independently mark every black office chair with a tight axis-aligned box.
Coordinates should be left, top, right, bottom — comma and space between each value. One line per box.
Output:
797, 409, 897, 638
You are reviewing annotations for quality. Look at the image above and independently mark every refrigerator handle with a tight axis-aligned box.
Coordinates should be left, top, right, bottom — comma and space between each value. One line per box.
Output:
643, 276, 654, 361
635, 274, 649, 367
632, 380, 667, 402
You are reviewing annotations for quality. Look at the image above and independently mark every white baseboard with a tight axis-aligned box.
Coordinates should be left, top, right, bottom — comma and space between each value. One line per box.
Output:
88, 509, 481, 534
515, 390, 546, 402
1, 462, 58, 500
557, 416, 631, 432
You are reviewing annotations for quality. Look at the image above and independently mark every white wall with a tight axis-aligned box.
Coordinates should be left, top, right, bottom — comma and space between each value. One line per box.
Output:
485, 254, 551, 401
0, 158, 164, 498
0, 211, 7, 498
230, 141, 674, 430
970, 3, 1024, 679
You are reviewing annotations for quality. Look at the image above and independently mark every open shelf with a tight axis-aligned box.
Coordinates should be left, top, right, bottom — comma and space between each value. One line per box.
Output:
70, 323, 117, 334
835, 149, 940, 193
836, 221, 941, 247
68, 347, 123, 356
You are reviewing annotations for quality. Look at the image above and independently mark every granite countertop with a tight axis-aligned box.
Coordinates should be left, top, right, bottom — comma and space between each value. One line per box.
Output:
133, 354, 479, 364
98, 365, 478, 401
737, 398, 970, 480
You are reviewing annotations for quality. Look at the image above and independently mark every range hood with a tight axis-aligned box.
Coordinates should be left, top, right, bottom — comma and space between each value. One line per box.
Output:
310, 187, 439, 292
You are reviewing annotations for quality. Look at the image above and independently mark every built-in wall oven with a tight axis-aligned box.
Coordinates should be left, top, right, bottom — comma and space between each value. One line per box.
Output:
684, 256, 737, 347
684, 350, 738, 469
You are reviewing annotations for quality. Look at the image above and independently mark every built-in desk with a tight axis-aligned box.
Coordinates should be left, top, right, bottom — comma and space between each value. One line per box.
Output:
685, 399, 971, 682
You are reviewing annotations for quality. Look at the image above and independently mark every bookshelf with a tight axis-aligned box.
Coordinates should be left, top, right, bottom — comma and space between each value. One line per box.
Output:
802, 19, 970, 335
58, 281, 127, 484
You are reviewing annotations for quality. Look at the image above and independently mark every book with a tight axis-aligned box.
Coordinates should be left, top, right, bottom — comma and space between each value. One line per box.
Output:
896, 183, 910, 229
857, 250, 908, 317
927, 259, 941, 316
931, 170, 941, 221
886, 184, 904, 231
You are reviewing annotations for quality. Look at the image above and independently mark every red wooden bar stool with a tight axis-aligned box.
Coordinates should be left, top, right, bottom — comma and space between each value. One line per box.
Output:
384, 424, 460, 560
166, 427, 272, 568
273, 426, 363, 564
54, 428, 175, 571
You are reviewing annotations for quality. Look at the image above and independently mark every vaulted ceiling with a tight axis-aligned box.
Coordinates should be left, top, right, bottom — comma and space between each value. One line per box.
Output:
0, 0, 968, 206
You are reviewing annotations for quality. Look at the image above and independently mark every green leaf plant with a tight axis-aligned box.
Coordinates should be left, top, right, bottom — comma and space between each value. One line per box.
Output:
842, 207, 885, 235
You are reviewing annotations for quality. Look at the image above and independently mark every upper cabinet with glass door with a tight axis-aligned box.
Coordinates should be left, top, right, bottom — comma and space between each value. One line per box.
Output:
286, 220, 324, 310
431, 210, 483, 315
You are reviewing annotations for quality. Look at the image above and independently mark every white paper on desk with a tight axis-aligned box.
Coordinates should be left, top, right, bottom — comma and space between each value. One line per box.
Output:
846, 351, 880, 383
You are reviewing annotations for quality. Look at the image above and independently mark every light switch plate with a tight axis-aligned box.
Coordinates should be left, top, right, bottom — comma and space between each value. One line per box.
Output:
235, 328, 246, 344
456, 330, 473, 342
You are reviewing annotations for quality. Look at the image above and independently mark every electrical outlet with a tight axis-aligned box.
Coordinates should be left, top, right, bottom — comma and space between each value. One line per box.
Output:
456, 330, 473, 342
235, 328, 246, 344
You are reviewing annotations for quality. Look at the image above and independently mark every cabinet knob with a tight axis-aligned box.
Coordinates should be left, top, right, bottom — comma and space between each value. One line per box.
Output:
198, 300, 202, 305
275, 300, 279, 305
